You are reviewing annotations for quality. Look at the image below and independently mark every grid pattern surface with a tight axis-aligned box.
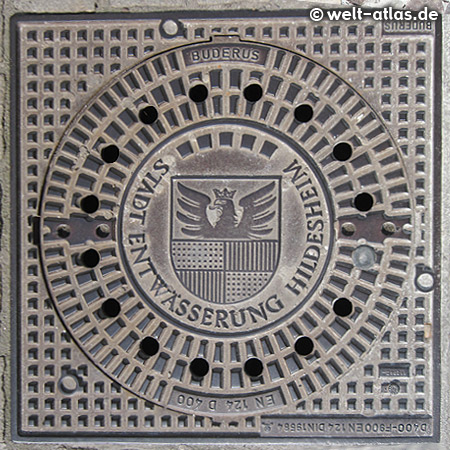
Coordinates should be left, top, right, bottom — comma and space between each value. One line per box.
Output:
13, 12, 439, 440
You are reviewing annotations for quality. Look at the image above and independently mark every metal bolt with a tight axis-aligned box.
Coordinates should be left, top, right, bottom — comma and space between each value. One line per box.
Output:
162, 20, 179, 36
382, 221, 396, 235
416, 272, 434, 291
341, 222, 356, 236
59, 375, 78, 394
352, 245, 376, 269
96, 224, 110, 238
402, 223, 413, 235
56, 224, 71, 238
388, 382, 400, 395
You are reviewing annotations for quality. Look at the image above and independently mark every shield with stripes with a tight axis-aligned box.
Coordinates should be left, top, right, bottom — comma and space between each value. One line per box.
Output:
171, 176, 281, 304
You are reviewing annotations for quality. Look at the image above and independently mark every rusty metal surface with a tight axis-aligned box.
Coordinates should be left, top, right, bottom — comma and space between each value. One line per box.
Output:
10, 10, 441, 443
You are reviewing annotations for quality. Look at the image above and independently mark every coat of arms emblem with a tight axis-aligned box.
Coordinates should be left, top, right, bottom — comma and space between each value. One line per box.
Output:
171, 176, 281, 303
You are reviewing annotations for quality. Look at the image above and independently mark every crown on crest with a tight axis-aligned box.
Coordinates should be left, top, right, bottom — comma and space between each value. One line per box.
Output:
213, 188, 236, 199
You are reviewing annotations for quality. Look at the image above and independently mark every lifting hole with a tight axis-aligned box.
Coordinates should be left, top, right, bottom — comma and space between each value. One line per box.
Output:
56, 224, 71, 238
341, 222, 356, 236
96, 224, 110, 238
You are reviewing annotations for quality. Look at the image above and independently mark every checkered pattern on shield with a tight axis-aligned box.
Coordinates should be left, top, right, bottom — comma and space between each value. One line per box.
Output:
171, 177, 281, 303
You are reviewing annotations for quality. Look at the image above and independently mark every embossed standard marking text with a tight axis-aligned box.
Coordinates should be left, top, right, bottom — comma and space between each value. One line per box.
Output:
170, 388, 285, 414
261, 417, 432, 437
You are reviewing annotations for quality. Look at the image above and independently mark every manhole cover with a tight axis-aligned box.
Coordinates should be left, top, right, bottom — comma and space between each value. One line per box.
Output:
11, 10, 441, 443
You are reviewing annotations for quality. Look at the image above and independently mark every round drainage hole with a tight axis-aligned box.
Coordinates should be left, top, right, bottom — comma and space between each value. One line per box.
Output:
332, 142, 352, 161
295, 336, 314, 356
101, 144, 120, 163
101, 298, 121, 318
354, 192, 374, 212
189, 84, 208, 103
294, 104, 313, 123
333, 297, 353, 317
190, 358, 209, 377
244, 358, 264, 377
139, 106, 158, 125
80, 195, 99, 214
244, 84, 263, 102
80, 249, 100, 268
139, 337, 160, 358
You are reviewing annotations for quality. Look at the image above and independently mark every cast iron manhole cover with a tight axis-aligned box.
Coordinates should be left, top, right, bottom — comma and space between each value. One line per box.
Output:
11, 10, 441, 443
